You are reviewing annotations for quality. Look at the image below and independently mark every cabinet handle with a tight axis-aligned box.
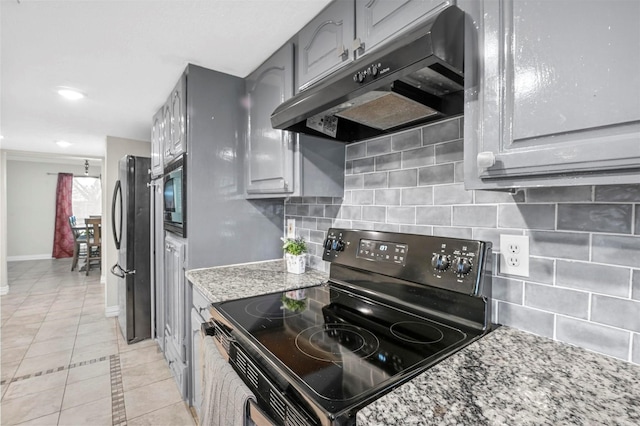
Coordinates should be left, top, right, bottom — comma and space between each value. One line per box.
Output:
477, 151, 496, 169
337, 45, 348, 60
352, 38, 365, 55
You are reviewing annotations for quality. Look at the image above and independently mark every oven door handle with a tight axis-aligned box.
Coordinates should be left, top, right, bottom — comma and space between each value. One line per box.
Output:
201, 322, 215, 337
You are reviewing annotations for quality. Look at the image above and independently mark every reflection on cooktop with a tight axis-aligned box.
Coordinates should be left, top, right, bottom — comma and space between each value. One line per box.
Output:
295, 324, 380, 362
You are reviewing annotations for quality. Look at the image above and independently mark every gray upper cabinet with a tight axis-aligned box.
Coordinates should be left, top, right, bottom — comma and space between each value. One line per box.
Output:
463, 0, 640, 189
245, 42, 345, 199
162, 75, 186, 167
245, 43, 296, 195
297, 0, 355, 91
150, 108, 163, 178
354, 0, 453, 57
169, 76, 186, 161
161, 103, 172, 166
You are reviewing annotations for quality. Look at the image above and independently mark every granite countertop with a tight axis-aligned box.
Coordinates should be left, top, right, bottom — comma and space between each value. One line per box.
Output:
358, 326, 640, 425
186, 259, 329, 303
187, 261, 640, 425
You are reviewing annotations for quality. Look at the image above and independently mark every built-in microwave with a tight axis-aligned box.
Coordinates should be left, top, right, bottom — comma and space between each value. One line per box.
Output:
164, 155, 186, 237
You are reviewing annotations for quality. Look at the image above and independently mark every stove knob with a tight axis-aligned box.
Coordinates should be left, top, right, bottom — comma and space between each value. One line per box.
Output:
431, 254, 450, 271
453, 257, 472, 275
353, 71, 365, 83
323, 238, 333, 250
370, 64, 379, 77
335, 240, 346, 252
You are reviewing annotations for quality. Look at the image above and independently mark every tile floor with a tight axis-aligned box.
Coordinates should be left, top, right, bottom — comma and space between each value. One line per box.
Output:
1, 259, 197, 426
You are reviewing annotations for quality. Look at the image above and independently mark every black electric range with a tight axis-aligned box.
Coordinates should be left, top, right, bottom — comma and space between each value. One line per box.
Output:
210, 228, 493, 426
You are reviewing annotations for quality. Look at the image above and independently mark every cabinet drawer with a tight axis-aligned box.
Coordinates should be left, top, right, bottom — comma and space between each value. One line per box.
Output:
192, 287, 212, 321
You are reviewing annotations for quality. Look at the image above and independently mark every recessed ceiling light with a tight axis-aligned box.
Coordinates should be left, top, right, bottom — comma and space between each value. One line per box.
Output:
57, 87, 86, 101
56, 140, 72, 148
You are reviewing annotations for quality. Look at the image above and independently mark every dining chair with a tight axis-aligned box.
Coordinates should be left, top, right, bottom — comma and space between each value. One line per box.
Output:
68, 216, 87, 271
83, 217, 102, 275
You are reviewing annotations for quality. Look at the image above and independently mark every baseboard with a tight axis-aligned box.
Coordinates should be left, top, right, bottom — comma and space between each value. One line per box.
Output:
105, 305, 119, 317
0, 286, 9, 296
7, 254, 52, 262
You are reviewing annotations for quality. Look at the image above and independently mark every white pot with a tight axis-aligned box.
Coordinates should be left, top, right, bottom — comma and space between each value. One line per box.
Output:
285, 253, 306, 274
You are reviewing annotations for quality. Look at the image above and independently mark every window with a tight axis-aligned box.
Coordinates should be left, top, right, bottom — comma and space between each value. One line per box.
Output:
72, 177, 102, 220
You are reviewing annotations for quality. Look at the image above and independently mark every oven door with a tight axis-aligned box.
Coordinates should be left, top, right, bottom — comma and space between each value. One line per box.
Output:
203, 321, 317, 426
200, 323, 276, 426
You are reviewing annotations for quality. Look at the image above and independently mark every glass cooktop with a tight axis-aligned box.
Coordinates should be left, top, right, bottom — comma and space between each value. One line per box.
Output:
214, 283, 473, 405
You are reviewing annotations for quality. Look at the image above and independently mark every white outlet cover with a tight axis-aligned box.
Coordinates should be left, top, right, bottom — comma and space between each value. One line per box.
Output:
500, 234, 530, 277
286, 219, 296, 239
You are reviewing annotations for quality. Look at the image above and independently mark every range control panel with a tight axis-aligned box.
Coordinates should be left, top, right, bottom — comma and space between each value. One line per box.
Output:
322, 228, 491, 296
357, 239, 408, 265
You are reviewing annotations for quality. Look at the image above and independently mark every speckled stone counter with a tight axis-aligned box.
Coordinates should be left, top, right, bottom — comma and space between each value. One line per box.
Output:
186, 259, 329, 303
187, 262, 639, 425
358, 326, 640, 425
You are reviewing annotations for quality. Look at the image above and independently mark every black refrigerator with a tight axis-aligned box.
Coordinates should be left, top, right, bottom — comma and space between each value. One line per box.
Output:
111, 155, 151, 344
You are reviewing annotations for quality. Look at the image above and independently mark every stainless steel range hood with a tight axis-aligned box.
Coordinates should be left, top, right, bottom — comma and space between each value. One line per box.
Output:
271, 5, 465, 143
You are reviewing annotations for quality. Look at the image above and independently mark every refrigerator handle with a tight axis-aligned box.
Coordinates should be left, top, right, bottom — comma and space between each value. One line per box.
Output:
112, 180, 122, 250
110, 263, 136, 278
110, 263, 126, 278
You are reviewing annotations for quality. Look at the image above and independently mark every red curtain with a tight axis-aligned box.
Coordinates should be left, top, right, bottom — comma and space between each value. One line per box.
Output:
52, 173, 74, 258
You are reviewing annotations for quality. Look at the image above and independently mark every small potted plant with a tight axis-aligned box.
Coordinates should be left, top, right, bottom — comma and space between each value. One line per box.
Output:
281, 236, 307, 274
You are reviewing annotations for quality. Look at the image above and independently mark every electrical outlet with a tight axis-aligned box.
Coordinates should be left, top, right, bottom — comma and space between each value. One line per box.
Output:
286, 219, 296, 239
500, 235, 529, 277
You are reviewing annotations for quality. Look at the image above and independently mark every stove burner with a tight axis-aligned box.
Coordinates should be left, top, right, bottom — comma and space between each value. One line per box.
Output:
389, 321, 444, 344
296, 324, 380, 362
244, 299, 303, 319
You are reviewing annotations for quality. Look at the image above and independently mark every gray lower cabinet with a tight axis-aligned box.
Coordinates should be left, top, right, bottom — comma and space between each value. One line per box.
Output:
151, 178, 165, 351
189, 285, 212, 421
163, 234, 188, 399
463, 0, 640, 189
297, 0, 355, 91
354, 0, 453, 58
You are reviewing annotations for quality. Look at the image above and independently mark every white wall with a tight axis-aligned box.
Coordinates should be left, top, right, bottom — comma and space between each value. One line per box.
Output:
6, 159, 101, 259
104, 136, 150, 312
0, 152, 8, 293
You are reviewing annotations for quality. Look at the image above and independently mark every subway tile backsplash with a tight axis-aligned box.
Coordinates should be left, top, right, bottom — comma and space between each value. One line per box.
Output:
285, 117, 640, 365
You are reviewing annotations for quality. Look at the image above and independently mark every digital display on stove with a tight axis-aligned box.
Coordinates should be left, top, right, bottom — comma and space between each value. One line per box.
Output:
357, 239, 408, 265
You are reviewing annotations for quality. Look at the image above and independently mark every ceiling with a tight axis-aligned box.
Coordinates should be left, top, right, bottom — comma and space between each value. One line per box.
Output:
0, 0, 332, 158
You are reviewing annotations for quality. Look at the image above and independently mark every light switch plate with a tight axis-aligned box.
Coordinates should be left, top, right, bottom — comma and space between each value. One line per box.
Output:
286, 219, 296, 239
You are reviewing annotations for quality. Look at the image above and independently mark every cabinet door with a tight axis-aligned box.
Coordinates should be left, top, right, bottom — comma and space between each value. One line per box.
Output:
245, 43, 295, 196
162, 103, 172, 166
355, 0, 452, 57
297, 0, 355, 91
170, 76, 186, 159
190, 308, 203, 418
164, 236, 186, 363
151, 108, 163, 178
189, 286, 211, 418
164, 333, 188, 399
151, 180, 165, 351
464, 0, 640, 189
